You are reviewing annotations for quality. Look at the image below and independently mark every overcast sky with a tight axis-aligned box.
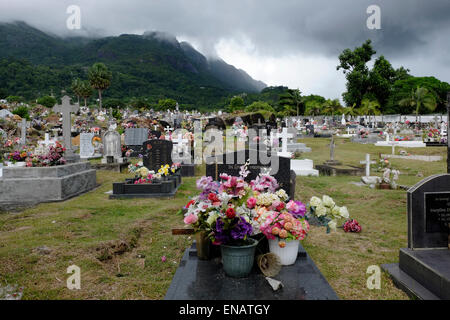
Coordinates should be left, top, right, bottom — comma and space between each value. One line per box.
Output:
1, 0, 449, 100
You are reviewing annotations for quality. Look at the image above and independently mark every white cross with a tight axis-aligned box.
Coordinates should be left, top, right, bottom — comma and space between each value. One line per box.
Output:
389, 140, 400, 155
39, 133, 56, 147
277, 128, 293, 154
165, 126, 173, 134
360, 154, 376, 177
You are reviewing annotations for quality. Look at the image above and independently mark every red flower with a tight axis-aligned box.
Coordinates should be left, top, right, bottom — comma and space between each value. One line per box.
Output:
226, 207, 236, 219
343, 219, 362, 233
276, 202, 285, 211
208, 193, 218, 202
186, 200, 195, 209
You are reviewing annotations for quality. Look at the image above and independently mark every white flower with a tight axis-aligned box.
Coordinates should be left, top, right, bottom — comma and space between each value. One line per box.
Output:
310, 196, 322, 207
315, 204, 327, 217
339, 206, 350, 219
322, 195, 335, 208
276, 189, 288, 201
328, 220, 337, 231
206, 212, 218, 226
331, 205, 341, 217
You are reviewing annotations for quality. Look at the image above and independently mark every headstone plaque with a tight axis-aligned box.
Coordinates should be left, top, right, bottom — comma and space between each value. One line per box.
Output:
125, 128, 148, 146
425, 193, 450, 234
206, 149, 295, 199
79, 133, 95, 158
408, 174, 450, 249
143, 140, 173, 171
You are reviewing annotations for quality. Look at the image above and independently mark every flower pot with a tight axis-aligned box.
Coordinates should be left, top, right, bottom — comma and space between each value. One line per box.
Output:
220, 238, 258, 278
195, 231, 211, 261
268, 239, 299, 266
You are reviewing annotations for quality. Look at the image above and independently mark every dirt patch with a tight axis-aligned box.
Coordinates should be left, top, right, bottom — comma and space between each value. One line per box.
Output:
94, 226, 145, 262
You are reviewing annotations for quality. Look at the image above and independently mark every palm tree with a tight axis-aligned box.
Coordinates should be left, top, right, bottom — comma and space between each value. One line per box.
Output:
304, 101, 323, 120
79, 80, 93, 107
88, 63, 112, 109
360, 99, 381, 127
321, 99, 343, 116
342, 103, 360, 120
399, 87, 437, 126
279, 89, 303, 116
71, 78, 83, 104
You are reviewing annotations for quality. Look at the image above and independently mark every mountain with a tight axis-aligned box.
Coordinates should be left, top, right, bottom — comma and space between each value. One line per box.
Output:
0, 21, 266, 109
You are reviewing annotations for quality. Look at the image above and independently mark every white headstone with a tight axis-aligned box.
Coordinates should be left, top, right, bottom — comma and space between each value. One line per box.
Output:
80, 133, 95, 158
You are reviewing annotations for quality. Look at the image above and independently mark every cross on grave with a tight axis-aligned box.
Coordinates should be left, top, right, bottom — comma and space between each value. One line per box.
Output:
165, 125, 173, 134
39, 133, 56, 147
173, 133, 188, 154
153, 125, 159, 131
389, 140, 400, 155
19, 118, 28, 145
329, 136, 335, 161
276, 127, 293, 154
52, 95, 80, 160
360, 154, 376, 177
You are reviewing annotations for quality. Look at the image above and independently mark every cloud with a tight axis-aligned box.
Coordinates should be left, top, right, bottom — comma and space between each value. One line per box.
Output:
0, 0, 449, 100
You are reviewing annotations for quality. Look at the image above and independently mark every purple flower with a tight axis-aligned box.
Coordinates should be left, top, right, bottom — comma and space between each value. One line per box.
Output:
231, 217, 253, 240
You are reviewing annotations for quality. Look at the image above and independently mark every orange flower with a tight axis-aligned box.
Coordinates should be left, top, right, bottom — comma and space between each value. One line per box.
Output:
279, 229, 288, 239
278, 241, 286, 248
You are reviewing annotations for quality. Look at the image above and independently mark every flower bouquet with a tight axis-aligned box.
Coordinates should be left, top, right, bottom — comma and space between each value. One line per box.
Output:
307, 195, 349, 233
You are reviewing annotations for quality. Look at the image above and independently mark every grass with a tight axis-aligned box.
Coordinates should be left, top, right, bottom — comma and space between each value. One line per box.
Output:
0, 137, 447, 300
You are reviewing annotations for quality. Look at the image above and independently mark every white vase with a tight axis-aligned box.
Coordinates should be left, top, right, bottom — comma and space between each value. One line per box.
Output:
268, 239, 299, 266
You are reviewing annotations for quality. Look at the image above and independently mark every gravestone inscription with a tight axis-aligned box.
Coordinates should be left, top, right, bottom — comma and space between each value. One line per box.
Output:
143, 140, 173, 171
408, 174, 450, 249
206, 149, 296, 199
79, 133, 95, 158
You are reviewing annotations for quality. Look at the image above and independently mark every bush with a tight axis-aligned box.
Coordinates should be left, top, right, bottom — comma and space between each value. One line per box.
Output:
36, 96, 57, 108
12, 106, 30, 120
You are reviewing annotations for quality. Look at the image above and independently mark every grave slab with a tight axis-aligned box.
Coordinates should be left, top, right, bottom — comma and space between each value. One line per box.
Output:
165, 242, 338, 300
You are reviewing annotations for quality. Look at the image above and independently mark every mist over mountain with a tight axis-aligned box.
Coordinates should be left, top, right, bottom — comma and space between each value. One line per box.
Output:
0, 21, 266, 109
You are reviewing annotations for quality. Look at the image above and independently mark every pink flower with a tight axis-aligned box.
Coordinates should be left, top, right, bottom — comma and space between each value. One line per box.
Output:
184, 214, 198, 225
247, 197, 257, 209
161, 256, 167, 262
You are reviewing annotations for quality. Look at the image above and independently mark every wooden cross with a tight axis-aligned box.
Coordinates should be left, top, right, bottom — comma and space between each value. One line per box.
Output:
53, 96, 79, 157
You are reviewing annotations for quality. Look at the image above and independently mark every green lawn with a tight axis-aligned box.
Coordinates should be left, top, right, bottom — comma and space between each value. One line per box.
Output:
0, 138, 447, 299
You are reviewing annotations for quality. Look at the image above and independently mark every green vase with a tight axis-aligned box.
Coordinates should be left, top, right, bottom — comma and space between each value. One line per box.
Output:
195, 231, 211, 260
220, 238, 258, 278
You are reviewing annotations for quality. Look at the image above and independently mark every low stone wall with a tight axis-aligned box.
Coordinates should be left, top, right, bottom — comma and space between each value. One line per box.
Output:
0, 162, 97, 206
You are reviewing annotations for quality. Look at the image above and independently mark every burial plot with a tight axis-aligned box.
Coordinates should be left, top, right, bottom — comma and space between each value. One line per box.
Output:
110, 139, 180, 199
0, 162, 97, 209
315, 137, 364, 176
383, 174, 450, 300
124, 128, 148, 157
206, 149, 296, 200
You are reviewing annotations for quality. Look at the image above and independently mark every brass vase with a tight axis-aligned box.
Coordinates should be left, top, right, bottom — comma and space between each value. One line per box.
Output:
195, 231, 211, 260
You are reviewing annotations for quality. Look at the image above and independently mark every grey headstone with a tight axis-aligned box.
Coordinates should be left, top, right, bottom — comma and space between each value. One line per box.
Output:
103, 130, 121, 158
124, 128, 148, 146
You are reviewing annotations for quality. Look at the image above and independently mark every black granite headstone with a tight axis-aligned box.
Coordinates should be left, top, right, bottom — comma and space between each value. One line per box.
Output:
206, 149, 295, 199
407, 174, 450, 249
143, 140, 173, 172
382, 174, 450, 300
